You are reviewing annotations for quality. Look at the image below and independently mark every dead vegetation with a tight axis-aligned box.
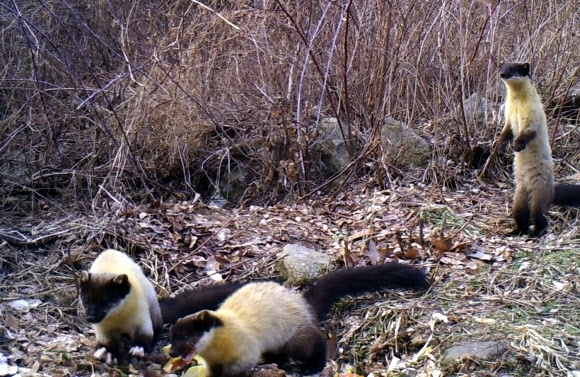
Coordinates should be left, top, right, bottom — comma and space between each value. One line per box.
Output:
1, 0, 580, 376
1, 0, 580, 207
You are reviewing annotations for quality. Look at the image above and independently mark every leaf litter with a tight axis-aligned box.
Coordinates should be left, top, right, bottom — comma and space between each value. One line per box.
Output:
0, 180, 579, 376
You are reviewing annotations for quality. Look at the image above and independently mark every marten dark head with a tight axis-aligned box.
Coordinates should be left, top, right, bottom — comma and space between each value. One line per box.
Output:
79, 271, 131, 323
170, 310, 223, 361
500, 62, 531, 80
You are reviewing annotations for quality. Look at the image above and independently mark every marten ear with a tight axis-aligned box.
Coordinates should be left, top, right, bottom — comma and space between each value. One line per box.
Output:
79, 270, 90, 283
196, 310, 223, 329
522, 63, 530, 76
112, 273, 129, 285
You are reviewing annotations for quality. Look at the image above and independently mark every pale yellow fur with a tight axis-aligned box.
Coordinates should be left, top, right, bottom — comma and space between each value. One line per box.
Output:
503, 77, 554, 194
497, 65, 555, 236
196, 282, 316, 374
89, 249, 161, 348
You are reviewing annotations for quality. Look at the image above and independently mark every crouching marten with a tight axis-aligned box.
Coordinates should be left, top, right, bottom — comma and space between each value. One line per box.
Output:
79, 249, 162, 364
168, 263, 428, 377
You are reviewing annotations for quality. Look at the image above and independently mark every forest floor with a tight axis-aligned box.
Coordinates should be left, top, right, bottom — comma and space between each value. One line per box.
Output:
1, 177, 579, 377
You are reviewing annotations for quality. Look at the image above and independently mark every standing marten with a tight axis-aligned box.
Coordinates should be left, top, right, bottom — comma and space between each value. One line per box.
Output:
497, 62, 580, 237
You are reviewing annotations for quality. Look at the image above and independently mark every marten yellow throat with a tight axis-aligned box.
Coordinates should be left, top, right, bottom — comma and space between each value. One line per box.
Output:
497, 62, 580, 237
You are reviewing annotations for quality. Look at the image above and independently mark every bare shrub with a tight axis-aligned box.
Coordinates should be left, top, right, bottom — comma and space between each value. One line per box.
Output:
1, 0, 579, 208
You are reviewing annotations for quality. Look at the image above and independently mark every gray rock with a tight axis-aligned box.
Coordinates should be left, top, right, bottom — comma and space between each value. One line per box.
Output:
380, 118, 430, 167
9, 299, 42, 313
459, 93, 494, 125
317, 117, 355, 175
276, 244, 335, 285
218, 165, 253, 203
0, 362, 18, 376
442, 340, 508, 365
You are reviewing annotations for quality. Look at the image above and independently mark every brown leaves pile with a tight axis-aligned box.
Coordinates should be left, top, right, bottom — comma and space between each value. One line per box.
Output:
105, 182, 524, 296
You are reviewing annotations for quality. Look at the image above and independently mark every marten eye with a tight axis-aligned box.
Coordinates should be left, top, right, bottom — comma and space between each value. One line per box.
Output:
177, 335, 188, 343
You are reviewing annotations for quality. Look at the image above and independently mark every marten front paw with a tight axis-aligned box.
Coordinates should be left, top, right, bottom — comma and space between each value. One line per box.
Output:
497, 140, 509, 154
507, 228, 528, 237
94, 347, 117, 365
129, 345, 146, 358
513, 139, 527, 152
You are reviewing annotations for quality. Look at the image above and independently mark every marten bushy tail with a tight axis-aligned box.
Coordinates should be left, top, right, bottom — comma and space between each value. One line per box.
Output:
160, 263, 428, 324
302, 263, 428, 322
554, 184, 580, 206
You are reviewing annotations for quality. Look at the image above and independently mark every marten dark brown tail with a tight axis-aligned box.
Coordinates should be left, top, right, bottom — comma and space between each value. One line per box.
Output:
554, 184, 580, 206
161, 263, 428, 324
160, 282, 247, 324
302, 263, 429, 322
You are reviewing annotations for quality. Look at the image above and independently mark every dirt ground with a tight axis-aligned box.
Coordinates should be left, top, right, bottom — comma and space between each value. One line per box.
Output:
1, 177, 579, 377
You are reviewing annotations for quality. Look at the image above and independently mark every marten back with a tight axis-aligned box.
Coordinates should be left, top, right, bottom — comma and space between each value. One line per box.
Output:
160, 282, 246, 324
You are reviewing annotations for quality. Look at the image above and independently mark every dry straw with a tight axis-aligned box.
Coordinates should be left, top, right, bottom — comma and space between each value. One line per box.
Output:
0, 0, 579, 208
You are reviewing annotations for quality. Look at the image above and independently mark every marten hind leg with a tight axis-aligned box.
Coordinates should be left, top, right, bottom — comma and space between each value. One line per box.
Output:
278, 325, 327, 374
529, 187, 552, 237
509, 188, 530, 236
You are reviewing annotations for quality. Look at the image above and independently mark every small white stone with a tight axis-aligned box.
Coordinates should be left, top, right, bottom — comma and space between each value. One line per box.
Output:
9, 300, 31, 313
94, 347, 108, 360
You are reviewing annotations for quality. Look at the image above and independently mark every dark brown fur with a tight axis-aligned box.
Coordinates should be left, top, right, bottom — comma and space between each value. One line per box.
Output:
554, 184, 580, 206
163, 263, 428, 323
160, 283, 247, 324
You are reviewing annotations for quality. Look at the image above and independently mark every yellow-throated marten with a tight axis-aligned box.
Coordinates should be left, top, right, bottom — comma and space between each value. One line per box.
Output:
168, 263, 428, 377
79, 249, 162, 364
497, 62, 580, 237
